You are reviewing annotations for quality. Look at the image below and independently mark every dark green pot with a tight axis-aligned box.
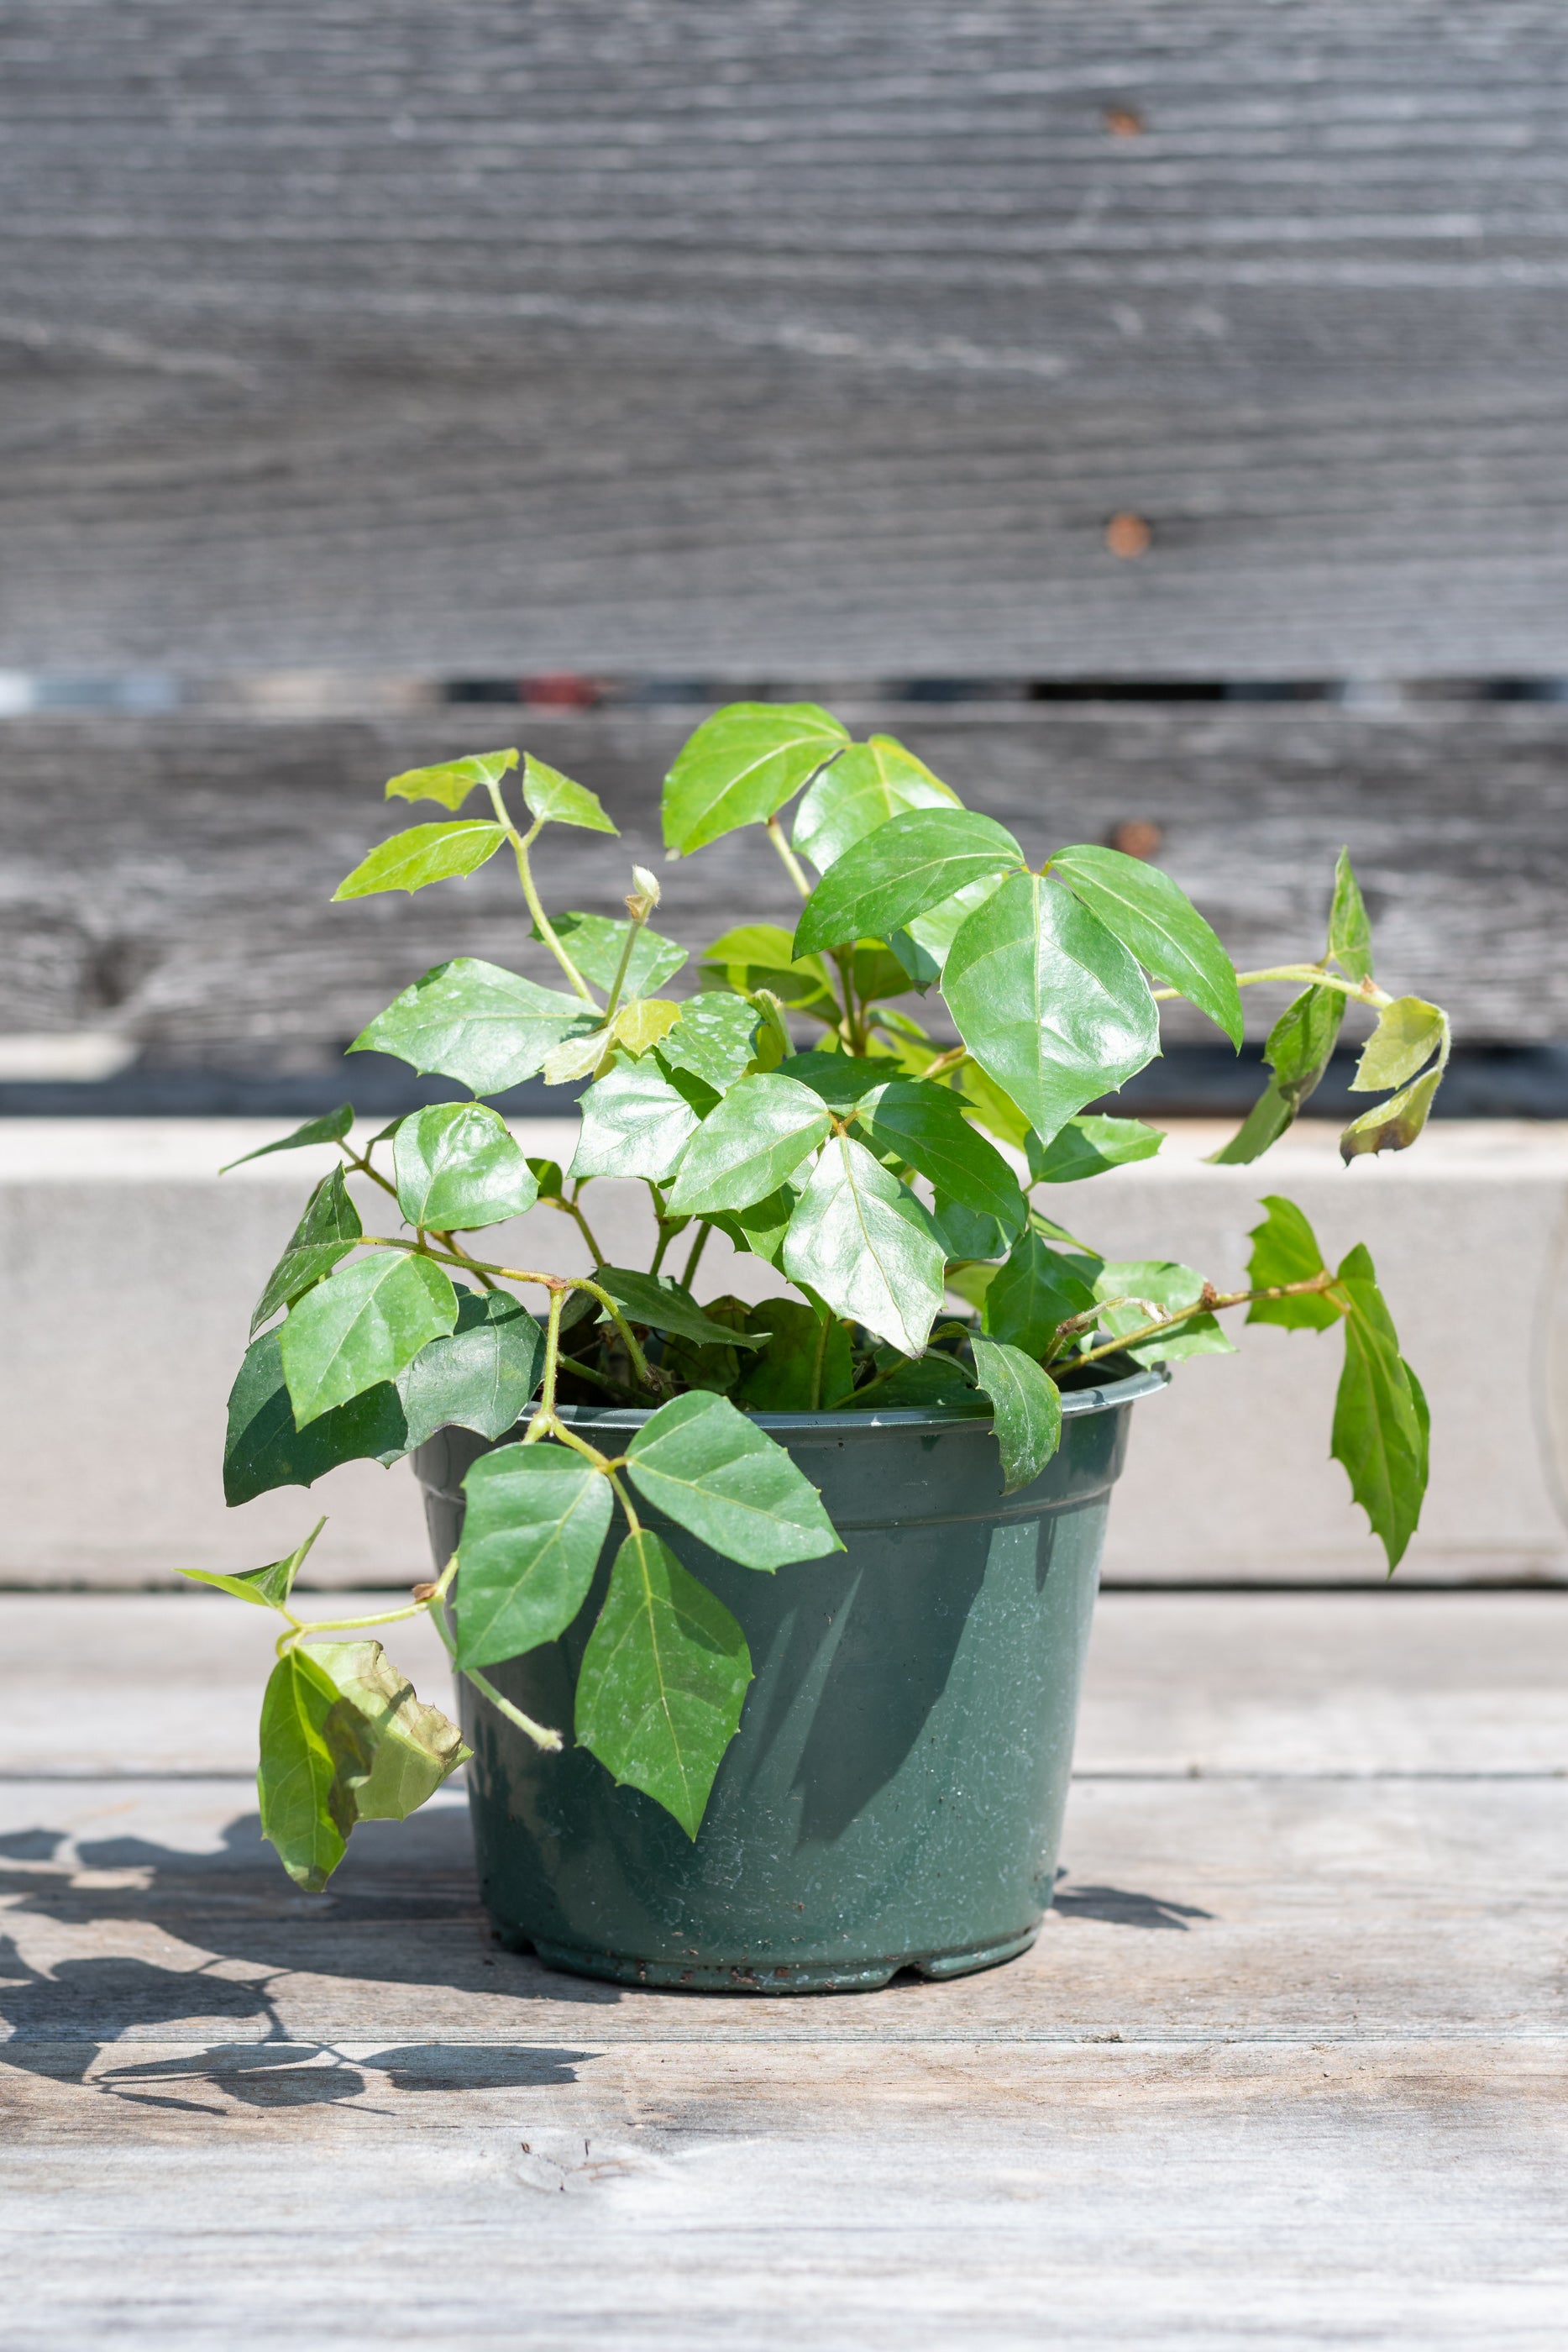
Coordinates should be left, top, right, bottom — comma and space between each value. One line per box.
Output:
413, 1366, 1164, 1996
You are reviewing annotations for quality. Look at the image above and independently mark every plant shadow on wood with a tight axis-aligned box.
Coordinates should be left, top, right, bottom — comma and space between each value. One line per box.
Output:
1051, 1878, 1214, 1931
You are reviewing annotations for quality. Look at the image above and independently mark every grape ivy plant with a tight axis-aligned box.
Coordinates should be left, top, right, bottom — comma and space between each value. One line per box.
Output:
201, 705, 1449, 1887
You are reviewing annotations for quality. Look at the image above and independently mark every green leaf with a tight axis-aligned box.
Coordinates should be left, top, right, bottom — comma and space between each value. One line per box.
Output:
657, 992, 762, 1091
527, 1155, 567, 1199
1208, 984, 1345, 1166
889, 875, 1001, 991
397, 1289, 545, 1450
1331, 1243, 1427, 1569
953, 1058, 1035, 1152
575, 1530, 753, 1838
853, 1078, 1027, 1235
281, 1252, 458, 1427
736, 1298, 856, 1409
332, 820, 507, 900
308, 1640, 470, 1822
794, 809, 1023, 956
698, 923, 838, 1015
249, 1165, 364, 1336
706, 1185, 798, 1268
224, 1327, 408, 1506
928, 1195, 1015, 1266
454, 1441, 614, 1670
944, 871, 1160, 1145
392, 1102, 539, 1231
611, 997, 682, 1058
625, 1391, 842, 1568
540, 911, 686, 996
659, 1294, 752, 1397
1329, 848, 1374, 983
1245, 1194, 1342, 1331
1048, 844, 1243, 1047
351, 958, 594, 1094
665, 1073, 833, 1213
1350, 997, 1446, 1094
592, 1267, 765, 1350
981, 1229, 1100, 1359
1340, 1067, 1445, 1162
258, 1646, 354, 1892
970, 1338, 1063, 1494
521, 752, 618, 833
782, 1133, 946, 1358
384, 748, 517, 812
663, 703, 850, 854
1027, 1114, 1165, 1184
774, 1051, 892, 1116
1094, 1260, 1235, 1365
791, 734, 959, 874
180, 1516, 327, 1610
847, 1352, 980, 1410
220, 1104, 354, 1173
569, 1059, 708, 1182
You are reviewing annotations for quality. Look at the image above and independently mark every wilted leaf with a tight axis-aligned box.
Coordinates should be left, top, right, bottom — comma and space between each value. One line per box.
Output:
181, 1516, 327, 1610
333, 821, 507, 900
454, 1441, 614, 1669
1340, 1066, 1445, 1161
311, 1641, 470, 1819
663, 703, 850, 854
393, 1101, 539, 1231
397, 1289, 545, 1449
385, 748, 517, 812
351, 958, 595, 1094
794, 809, 1023, 956
970, 1338, 1063, 1494
783, 1133, 946, 1357
1027, 1114, 1165, 1184
281, 1251, 458, 1426
521, 753, 618, 833
625, 1391, 842, 1567
1350, 997, 1447, 1095
611, 997, 682, 1057
220, 1104, 354, 1173
575, 1530, 753, 1837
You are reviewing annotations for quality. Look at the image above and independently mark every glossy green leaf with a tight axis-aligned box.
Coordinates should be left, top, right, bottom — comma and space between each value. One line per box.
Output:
592, 1267, 765, 1350
1208, 984, 1345, 1165
1330, 1243, 1427, 1569
220, 1104, 353, 1173
351, 958, 594, 1094
396, 1289, 545, 1450
665, 1074, 832, 1213
1340, 1067, 1445, 1162
944, 871, 1160, 1145
1245, 1194, 1342, 1331
575, 1530, 753, 1838
782, 1133, 946, 1357
706, 1185, 798, 1268
1350, 997, 1447, 1094
527, 1155, 567, 1200
1329, 848, 1374, 983
569, 1060, 707, 1183
521, 753, 617, 833
541, 910, 686, 995
791, 735, 958, 873
888, 874, 1000, 991
794, 809, 1022, 956
736, 1298, 856, 1410
953, 1058, 1034, 1151
1095, 1260, 1235, 1365
249, 1165, 363, 1336
332, 820, 506, 900
853, 1078, 1027, 1234
928, 1195, 1014, 1266
1027, 1114, 1165, 1184
1048, 844, 1243, 1047
848, 1352, 980, 1410
257, 1646, 353, 1892
774, 1051, 890, 1116
281, 1251, 458, 1427
391, 1102, 539, 1231
612, 998, 682, 1058
662, 702, 850, 854
454, 1441, 614, 1669
625, 1391, 842, 1568
224, 1327, 407, 1506
385, 748, 517, 812
698, 923, 838, 1015
309, 1640, 470, 1822
970, 1338, 1063, 1494
981, 1230, 1100, 1359
657, 992, 762, 1091
180, 1516, 327, 1610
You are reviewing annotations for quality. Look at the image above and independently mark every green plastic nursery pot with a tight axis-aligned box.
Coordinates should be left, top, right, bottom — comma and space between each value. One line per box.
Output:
413, 1366, 1165, 1995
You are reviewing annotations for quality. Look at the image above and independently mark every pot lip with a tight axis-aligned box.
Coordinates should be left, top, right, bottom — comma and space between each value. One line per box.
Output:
552, 1362, 1170, 1433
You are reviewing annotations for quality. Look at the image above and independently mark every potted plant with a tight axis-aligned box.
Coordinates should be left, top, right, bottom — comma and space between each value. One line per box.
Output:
201, 704, 1447, 1992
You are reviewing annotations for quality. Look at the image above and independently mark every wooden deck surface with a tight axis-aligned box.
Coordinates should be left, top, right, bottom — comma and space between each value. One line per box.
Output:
2, 1591, 1564, 2347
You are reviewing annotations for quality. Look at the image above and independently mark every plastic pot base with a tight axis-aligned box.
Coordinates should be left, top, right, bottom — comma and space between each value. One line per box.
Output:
507, 1923, 1041, 1996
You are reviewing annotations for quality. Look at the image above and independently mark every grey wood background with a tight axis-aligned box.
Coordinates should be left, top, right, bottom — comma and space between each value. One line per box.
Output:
3, 701, 1565, 1063
3, 3, 1568, 675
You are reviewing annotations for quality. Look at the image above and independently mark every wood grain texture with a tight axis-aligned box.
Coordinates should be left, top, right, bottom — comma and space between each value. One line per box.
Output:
4, 701, 1566, 1055
3, 3, 1568, 673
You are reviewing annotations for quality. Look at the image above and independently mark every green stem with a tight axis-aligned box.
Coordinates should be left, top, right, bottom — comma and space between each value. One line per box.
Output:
423, 1588, 563, 1751
765, 815, 814, 900
566, 1187, 606, 1267
1151, 964, 1392, 1009
681, 1218, 714, 1289
523, 1286, 568, 1441
808, 1306, 832, 1410
599, 900, 649, 1030
485, 790, 598, 1005
1062, 1273, 1341, 1373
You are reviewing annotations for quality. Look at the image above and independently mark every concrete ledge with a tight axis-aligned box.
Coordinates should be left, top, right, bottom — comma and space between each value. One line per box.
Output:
3, 1119, 1565, 1588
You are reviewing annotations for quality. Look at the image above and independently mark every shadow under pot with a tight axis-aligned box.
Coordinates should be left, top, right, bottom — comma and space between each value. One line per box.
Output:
412, 1367, 1166, 1996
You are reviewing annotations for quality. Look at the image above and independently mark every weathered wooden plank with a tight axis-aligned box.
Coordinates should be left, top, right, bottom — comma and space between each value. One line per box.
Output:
7, 1591, 1563, 1780
3, 702, 1565, 1056
3, 4, 1568, 672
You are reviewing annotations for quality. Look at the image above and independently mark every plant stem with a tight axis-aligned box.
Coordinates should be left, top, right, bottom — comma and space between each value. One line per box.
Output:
566, 1186, 606, 1266
1063, 1273, 1342, 1372
808, 1306, 832, 1410
523, 1286, 568, 1441
483, 787, 598, 1005
598, 897, 649, 1029
765, 816, 814, 900
1151, 965, 1393, 1010
423, 1590, 564, 1751
681, 1218, 714, 1289
921, 1044, 968, 1081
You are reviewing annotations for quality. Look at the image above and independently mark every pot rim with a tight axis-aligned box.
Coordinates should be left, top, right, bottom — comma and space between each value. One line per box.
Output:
552, 1361, 1169, 1433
